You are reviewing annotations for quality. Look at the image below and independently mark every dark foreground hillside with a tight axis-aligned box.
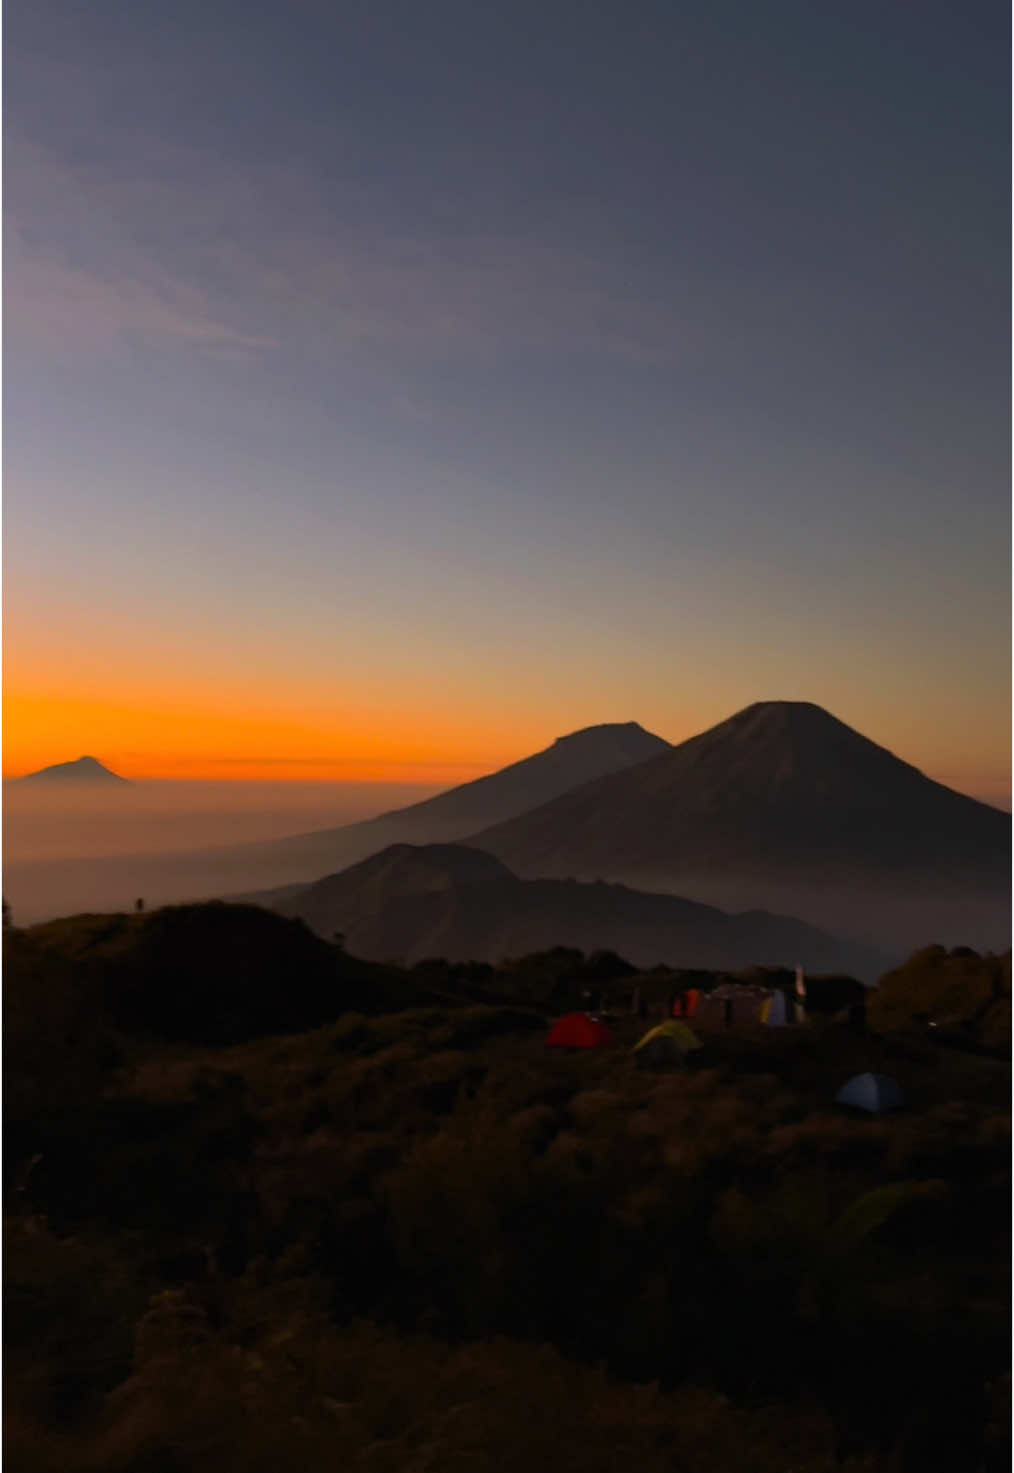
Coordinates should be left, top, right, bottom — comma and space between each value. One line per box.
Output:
4, 905, 1010, 1473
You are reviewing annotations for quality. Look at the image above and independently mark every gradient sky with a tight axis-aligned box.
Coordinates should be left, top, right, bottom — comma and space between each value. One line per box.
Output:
4, 0, 1010, 799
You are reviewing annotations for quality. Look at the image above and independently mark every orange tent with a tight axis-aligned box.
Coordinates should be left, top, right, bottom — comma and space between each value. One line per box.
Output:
672, 989, 701, 1018
546, 1014, 615, 1049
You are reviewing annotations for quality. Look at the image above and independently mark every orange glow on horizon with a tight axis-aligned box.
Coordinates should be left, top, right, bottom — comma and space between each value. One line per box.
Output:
1, 685, 510, 784
3, 680, 1008, 806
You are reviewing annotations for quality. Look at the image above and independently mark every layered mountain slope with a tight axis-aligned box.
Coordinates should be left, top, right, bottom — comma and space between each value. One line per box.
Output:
273, 842, 885, 976
261, 721, 670, 876
467, 702, 1010, 952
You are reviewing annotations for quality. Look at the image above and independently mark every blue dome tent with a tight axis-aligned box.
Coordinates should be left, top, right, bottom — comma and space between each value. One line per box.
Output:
835, 1073, 904, 1114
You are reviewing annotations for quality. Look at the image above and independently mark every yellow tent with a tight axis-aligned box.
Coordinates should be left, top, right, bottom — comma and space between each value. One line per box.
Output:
633, 1019, 703, 1054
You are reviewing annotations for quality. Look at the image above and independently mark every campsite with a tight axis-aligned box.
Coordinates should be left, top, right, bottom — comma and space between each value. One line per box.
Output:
6, 0, 1008, 1465
4, 903, 1010, 1472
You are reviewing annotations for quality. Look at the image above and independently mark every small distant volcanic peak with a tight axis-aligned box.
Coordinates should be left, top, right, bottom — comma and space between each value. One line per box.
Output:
20, 756, 129, 784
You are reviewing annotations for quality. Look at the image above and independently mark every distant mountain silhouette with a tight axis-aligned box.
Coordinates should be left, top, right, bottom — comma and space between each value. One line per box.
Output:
19, 756, 128, 784
0, 723, 669, 925
271, 841, 885, 977
466, 702, 1011, 954
237, 721, 671, 880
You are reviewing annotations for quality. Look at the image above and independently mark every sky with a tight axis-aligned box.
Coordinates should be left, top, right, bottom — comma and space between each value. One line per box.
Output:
4, 0, 1010, 802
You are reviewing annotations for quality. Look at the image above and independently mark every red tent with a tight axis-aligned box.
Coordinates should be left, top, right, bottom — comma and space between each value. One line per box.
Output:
546, 1013, 615, 1049
672, 989, 701, 1018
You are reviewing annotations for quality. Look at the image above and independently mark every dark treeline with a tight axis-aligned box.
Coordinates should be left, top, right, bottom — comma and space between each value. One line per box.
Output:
4, 903, 1010, 1472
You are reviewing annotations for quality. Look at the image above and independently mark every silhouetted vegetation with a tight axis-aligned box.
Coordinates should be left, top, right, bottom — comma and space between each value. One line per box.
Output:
5, 905, 1010, 1471
870, 946, 1011, 1052
9, 904, 445, 1047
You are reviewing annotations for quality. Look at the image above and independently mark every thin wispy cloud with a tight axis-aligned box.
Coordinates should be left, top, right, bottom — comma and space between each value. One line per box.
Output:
14, 129, 902, 380
6, 230, 273, 357
6, 135, 680, 366
11, 131, 898, 387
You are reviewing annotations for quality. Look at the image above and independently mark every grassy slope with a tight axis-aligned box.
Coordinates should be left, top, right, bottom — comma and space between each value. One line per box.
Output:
4, 909, 1010, 1472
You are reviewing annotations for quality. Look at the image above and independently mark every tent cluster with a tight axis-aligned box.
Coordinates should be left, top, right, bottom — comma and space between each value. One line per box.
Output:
546, 1013, 702, 1067
545, 1001, 913, 1113
693, 985, 763, 1027
691, 982, 808, 1028
624, 964, 827, 1030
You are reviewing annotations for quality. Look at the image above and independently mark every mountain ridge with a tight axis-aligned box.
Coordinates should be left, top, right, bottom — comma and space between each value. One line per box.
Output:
6, 705, 1007, 955
465, 701, 1010, 953
226, 720, 671, 878
269, 840, 886, 977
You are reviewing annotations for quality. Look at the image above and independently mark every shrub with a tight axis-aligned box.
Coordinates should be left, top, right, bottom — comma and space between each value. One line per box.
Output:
870, 947, 1010, 1047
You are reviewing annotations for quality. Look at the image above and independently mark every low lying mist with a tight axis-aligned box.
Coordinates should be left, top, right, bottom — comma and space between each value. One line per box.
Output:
616, 868, 1013, 961
3, 779, 443, 861
4, 782, 1009, 962
2, 779, 443, 923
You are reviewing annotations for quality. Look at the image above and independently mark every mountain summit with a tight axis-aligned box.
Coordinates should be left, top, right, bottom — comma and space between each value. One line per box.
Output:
370, 721, 669, 835
19, 756, 128, 784
467, 701, 1010, 953
250, 721, 671, 880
